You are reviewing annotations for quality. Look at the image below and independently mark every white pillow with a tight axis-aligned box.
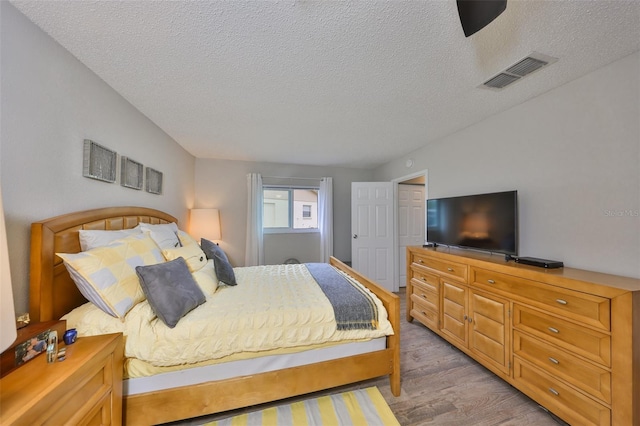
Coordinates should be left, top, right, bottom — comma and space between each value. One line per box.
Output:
137, 222, 181, 250
79, 229, 141, 251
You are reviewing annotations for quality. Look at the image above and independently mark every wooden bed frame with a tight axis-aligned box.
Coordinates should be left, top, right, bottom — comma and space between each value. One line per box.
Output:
29, 206, 401, 425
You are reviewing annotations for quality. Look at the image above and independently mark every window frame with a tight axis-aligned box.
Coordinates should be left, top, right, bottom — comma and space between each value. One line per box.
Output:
263, 185, 320, 234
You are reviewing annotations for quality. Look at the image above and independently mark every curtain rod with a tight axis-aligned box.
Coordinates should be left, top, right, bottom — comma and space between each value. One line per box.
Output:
261, 175, 323, 181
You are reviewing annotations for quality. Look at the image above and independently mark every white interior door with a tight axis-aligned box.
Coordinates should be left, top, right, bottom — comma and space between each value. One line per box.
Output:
397, 184, 425, 287
351, 182, 395, 292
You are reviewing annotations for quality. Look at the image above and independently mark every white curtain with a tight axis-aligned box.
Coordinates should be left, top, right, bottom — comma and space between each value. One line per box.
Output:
245, 173, 264, 266
319, 177, 334, 263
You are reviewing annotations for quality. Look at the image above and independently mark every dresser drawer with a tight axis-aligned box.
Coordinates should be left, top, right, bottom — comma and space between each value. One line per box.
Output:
472, 267, 610, 331
513, 330, 611, 403
513, 358, 610, 426
0, 334, 123, 426
411, 284, 438, 311
79, 391, 112, 426
412, 254, 467, 282
410, 298, 439, 329
41, 353, 113, 425
410, 272, 439, 330
513, 305, 611, 367
410, 266, 439, 292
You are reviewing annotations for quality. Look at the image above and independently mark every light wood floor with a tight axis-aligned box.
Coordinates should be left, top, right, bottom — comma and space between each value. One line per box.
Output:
167, 288, 563, 425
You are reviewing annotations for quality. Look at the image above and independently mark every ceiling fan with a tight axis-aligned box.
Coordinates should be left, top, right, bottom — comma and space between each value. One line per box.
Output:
457, 0, 507, 37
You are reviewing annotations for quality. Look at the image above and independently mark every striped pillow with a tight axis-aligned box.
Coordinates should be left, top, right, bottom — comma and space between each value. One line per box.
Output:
59, 233, 164, 318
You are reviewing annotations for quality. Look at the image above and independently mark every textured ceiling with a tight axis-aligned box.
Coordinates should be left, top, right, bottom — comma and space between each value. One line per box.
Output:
11, 1, 640, 169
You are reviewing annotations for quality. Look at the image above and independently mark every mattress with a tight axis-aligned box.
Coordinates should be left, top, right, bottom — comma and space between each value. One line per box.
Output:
124, 337, 387, 395
63, 263, 394, 372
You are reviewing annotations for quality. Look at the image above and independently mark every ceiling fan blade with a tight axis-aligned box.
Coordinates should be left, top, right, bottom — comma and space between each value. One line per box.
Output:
457, 0, 507, 37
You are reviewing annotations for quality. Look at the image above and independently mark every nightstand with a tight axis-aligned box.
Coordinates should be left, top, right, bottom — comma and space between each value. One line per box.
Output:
0, 333, 124, 425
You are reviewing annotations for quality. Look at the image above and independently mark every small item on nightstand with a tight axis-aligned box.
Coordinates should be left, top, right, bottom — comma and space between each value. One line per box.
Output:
16, 313, 30, 329
46, 331, 58, 363
63, 328, 77, 345
57, 347, 66, 362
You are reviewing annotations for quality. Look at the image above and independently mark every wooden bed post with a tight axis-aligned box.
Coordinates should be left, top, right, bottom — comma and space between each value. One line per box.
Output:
330, 257, 401, 397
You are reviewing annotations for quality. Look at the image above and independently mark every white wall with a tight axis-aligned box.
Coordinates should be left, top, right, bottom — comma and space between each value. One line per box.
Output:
374, 52, 640, 279
0, 3, 196, 314
194, 158, 373, 266
264, 233, 320, 265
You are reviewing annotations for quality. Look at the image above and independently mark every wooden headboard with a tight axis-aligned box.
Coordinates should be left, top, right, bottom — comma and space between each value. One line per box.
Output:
29, 206, 178, 323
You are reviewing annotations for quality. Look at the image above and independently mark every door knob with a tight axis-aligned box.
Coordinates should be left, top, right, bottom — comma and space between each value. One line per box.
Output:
353, 234, 358, 239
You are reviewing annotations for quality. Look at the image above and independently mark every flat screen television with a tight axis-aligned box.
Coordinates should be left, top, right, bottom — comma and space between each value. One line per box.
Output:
426, 190, 518, 256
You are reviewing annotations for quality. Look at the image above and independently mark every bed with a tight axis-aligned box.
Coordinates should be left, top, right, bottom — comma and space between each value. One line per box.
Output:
29, 206, 400, 425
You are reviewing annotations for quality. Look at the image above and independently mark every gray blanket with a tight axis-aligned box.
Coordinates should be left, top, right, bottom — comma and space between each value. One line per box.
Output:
305, 263, 378, 331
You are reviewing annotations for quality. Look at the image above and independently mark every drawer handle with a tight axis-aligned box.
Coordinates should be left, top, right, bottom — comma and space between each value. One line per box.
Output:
447, 267, 454, 272
418, 259, 424, 264
548, 327, 560, 334
421, 293, 427, 299
548, 357, 560, 365
556, 299, 568, 305
487, 279, 496, 284
421, 277, 427, 281
548, 388, 560, 396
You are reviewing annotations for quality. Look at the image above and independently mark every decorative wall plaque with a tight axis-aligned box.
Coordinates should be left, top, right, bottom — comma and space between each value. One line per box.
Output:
82, 140, 117, 183
121, 156, 144, 190
145, 167, 163, 195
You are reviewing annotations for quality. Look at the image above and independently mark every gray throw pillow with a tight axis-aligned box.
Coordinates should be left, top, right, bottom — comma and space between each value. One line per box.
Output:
200, 238, 237, 286
136, 257, 206, 328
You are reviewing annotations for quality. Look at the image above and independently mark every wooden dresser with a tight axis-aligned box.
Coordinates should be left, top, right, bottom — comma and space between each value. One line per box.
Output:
0, 333, 124, 425
407, 246, 640, 426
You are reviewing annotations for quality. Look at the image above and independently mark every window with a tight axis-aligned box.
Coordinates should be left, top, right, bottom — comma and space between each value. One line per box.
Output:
263, 187, 318, 232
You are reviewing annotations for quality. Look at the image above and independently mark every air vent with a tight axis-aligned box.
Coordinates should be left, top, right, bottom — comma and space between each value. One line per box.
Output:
484, 73, 520, 89
480, 52, 558, 90
506, 57, 548, 77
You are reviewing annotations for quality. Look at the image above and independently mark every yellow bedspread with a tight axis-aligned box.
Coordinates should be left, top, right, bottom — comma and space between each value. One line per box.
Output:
63, 263, 393, 368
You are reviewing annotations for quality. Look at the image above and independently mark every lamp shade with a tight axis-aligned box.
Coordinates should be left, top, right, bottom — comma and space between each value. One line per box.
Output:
0, 187, 17, 352
189, 208, 221, 242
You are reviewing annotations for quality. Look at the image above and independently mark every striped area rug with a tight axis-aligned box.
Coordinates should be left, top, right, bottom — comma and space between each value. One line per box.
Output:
206, 387, 400, 426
